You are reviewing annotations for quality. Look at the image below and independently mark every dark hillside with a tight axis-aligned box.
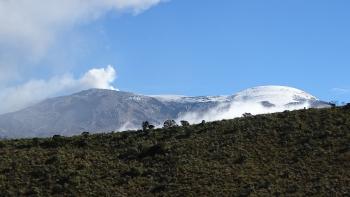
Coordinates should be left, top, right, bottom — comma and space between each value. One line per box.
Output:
0, 106, 349, 196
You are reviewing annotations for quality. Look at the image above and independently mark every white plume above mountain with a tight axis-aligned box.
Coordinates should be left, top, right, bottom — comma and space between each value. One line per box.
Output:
0, 65, 117, 114
152, 86, 316, 105
176, 86, 327, 124
0, 85, 331, 138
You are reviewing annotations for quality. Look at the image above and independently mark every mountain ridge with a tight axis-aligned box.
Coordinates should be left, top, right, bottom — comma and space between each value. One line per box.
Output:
0, 86, 331, 138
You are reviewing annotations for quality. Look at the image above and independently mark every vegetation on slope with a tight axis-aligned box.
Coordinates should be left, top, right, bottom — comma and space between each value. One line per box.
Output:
0, 106, 349, 196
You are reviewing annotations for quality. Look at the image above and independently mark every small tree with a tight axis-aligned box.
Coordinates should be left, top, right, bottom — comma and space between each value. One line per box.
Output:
142, 121, 150, 131
81, 132, 90, 137
180, 120, 190, 127
148, 125, 155, 130
345, 103, 350, 109
32, 138, 40, 147
51, 135, 64, 147
243, 113, 252, 117
0, 141, 5, 148
52, 134, 62, 139
163, 120, 177, 128
330, 100, 338, 106
329, 101, 337, 107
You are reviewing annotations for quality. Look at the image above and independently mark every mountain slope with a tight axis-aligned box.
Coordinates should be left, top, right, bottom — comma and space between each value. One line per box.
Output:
0, 90, 172, 137
0, 86, 330, 138
0, 106, 349, 196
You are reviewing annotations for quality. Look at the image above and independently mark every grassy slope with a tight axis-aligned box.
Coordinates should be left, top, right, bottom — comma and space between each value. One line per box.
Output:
0, 106, 349, 196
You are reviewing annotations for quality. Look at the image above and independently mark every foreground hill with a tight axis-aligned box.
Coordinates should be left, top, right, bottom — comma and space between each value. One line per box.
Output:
0, 86, 330, 138
0, 106, 349, 196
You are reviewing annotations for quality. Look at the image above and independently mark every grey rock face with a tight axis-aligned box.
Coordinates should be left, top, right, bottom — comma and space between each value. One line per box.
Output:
0, 89, 223, 138
0, 87, 331, 138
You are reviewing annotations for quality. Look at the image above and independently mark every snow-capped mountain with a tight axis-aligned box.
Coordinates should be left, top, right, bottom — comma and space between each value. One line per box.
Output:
0, 86, 331, 138
231, 86, 320, 107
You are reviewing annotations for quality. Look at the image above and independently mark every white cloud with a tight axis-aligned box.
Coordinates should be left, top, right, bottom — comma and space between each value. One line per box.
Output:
117, 121, 139, 132
0, 0, 164, 113
177, 101, 311, 124
0, 65, 117, 114
0, 0, 165, 83
80, 65, 117, 90
0, 0, 164, 56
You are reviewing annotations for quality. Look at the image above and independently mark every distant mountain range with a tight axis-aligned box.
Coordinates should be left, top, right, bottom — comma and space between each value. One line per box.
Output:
0, 86, 331, 138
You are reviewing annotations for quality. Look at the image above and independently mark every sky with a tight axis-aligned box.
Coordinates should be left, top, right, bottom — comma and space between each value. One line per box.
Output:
0, 0, 349, 114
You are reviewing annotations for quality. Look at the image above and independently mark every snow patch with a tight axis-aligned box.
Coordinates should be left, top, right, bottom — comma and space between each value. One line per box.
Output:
150, 95, 231, 103
231, 86, 317, 106
177, 86, 320, 124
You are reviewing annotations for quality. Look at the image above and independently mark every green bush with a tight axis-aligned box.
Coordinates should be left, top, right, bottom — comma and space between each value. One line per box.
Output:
0, 106, 349, 196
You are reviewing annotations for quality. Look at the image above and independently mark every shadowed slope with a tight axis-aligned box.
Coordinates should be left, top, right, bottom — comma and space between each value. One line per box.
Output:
0, 106, 349, 196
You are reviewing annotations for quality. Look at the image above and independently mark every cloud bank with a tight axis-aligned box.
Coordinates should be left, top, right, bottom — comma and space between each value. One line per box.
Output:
0, 0, 164, 113
0, 0, 164, 58
0, 65, 117, 114
177, 101, 311, 125
0, 0, 165, 88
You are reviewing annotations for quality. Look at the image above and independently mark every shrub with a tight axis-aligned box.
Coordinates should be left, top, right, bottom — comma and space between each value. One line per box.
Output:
81, 132, 90, 137
142, 121, 150, 131
0, 141, 5, 148
243, 113, 252, 117
139, 143, 169, 158
180, 120, 190, 127
32, 138, 40, 147
163, 120, 177, 128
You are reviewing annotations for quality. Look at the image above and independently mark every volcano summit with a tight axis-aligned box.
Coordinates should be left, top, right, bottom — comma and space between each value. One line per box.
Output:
0, 86, 330, 138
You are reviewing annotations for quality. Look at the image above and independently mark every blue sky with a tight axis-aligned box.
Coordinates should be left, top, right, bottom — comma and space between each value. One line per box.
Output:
0, 0, 349, 113
75, 0, 350, 101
